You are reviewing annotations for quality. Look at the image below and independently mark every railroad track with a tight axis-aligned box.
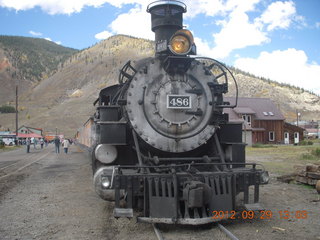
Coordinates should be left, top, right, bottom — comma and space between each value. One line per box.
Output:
152, 223, 239, 240
0, 150, 50, 180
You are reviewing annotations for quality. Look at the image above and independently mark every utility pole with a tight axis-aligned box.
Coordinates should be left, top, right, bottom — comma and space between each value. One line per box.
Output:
15, 81, 19, 145
296, 110, 300, 127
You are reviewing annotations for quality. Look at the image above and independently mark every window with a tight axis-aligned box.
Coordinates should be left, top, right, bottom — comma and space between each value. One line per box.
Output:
269, 112, 274, 116
263, 112, 268, 116
247, 115, 251, 125
242, 114, 252, 126
269, 131, 275, 141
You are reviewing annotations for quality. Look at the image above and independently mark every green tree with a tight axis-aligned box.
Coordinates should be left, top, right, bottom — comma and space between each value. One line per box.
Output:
0, 105, 16, 113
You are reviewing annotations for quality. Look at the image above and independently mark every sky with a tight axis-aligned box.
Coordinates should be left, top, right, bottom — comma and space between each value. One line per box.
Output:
1, 0, 320, 95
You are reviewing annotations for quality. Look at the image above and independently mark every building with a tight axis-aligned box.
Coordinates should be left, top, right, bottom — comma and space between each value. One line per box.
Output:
283, 122, 304, 144
18, 126, 43, 136
292, 120, 319, 139
225, 97, 286, 146
75, 117, 94, 148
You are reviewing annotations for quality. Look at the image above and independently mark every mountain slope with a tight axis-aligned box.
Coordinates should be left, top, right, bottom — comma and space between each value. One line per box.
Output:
0, 36, 77, 103
0, 35, 319, 136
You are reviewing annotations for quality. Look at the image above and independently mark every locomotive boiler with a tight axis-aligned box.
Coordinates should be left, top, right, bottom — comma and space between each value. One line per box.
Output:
92, 0, 269, 225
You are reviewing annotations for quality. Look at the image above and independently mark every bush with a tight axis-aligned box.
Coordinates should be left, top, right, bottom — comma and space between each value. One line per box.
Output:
0, 105, 16, 113
301, 148, 320, 160
252, 143, 276, 148
0, 140, 5, 149
311, 148, 320, 157
299, 140, 313, 146
301, 153, 314, 160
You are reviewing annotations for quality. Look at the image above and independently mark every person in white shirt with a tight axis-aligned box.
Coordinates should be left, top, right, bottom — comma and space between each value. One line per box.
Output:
62, 139, 70, 154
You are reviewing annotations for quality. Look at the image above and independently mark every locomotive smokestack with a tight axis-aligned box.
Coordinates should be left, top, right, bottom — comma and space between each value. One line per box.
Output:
147, 1, 187, 44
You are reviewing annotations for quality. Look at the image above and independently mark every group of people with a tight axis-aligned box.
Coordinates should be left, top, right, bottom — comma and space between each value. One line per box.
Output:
25, 136, 71, 154
26, 137, 47, 153
54, 137, 71, 154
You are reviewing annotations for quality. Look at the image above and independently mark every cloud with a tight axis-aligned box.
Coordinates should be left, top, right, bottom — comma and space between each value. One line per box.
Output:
182, 0, 225, 18
191, 0, 303, 60
183, 0, 260, 18
180, 0, 270, 59
0, 0, 148, 15
256, 1, 297, 31
316, 22, 320, 29
209, 10, 270, 58
43, 37, 61, 45
234, 48, 320, 95
95, 30, 113, 40
29, 30, 42, 36
108, 5, 152, 40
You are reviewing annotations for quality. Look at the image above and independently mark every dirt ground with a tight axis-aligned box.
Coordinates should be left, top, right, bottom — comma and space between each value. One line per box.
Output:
0, 144, 319, 240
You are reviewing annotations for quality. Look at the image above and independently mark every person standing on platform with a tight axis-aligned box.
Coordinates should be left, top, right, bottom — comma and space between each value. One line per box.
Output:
34, 138, 38, 149
26, 138, 31, 153
54, 136, 60, 154
40, 138, 44, 149
30, 137, 35, 149
62, 138, 70, 154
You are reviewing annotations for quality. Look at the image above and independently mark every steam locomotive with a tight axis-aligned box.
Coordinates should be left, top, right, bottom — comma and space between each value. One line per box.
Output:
91, 0, 269, 225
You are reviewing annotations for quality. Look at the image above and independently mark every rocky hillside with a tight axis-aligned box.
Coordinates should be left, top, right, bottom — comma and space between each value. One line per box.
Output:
0, 36, 77, 103
0, 35, 319, 136
227, 70, 320, 121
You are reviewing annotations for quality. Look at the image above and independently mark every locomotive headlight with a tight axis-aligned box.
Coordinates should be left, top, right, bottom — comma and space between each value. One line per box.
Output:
170, 35, 190, 54
101, 176, 111, 188
169, 29, 194, 55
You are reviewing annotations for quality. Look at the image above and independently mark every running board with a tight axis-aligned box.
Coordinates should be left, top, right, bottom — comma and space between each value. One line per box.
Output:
114, 208, 133, 218
244, 203, 265, 211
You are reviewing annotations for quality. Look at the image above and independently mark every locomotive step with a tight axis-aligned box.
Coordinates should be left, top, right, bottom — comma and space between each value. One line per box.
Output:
114, 208, 133, 218
244, 203, 265, 211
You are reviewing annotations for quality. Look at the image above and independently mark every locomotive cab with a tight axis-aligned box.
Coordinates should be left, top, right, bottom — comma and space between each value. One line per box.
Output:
92, 0, 269, 225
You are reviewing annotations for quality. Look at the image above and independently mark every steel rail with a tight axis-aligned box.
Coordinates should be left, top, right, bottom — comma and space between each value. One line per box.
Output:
152, 224, 164, 240
151, 222, 240, 240
0, 151, 50, 180
0, 160, 21, 171
0, 152, 35, 171
218, 223, 239, 240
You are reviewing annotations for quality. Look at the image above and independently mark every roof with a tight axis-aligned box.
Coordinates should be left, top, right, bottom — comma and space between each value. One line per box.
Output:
0, 131, 11, 135
18, 125, 43, 131
284, 122, 305, 131
234, 107, 255, 114
305, 128, 319, 134
17, 133, 43, 138
224, 97, 285, 121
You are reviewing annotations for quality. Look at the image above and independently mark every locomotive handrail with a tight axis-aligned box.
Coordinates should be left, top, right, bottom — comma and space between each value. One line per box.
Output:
195, 57, 238, 108
111, 61, 137, 105
118, 60, 137, 84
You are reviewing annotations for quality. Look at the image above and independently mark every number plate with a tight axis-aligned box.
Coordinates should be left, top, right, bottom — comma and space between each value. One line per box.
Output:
167, 95, 192, 109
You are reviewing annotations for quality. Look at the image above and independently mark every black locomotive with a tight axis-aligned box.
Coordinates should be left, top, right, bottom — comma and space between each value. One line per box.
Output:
92, 0, 269, 225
